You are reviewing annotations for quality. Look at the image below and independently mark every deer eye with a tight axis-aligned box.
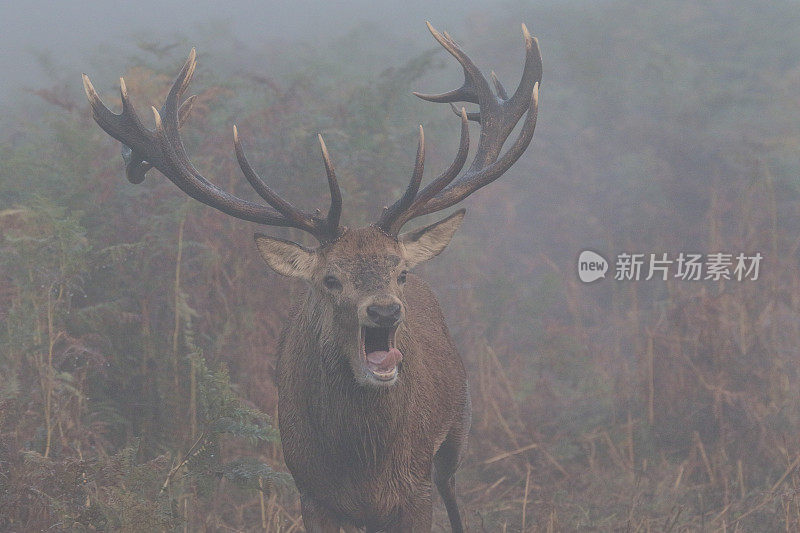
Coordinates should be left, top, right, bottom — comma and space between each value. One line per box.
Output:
323, 275, 342, 291
397, 271, 407, 284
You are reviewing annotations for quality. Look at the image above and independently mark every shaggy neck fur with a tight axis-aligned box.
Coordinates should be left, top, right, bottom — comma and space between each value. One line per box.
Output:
293, 286, 409, 469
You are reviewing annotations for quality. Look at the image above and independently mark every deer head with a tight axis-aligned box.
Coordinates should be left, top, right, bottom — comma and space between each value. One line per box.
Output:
82, 22, 541, 387
255, 212, 465, 385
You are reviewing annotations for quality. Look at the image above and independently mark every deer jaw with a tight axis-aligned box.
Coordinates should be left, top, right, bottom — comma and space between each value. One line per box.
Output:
311, 288, 405, 388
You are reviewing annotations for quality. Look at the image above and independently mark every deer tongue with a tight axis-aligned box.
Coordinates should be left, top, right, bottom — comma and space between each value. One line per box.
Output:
366, 347, 403, 374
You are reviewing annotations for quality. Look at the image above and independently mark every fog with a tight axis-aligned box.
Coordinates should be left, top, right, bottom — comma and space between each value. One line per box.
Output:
0, 0, 499, 108
2, 0, 800, 530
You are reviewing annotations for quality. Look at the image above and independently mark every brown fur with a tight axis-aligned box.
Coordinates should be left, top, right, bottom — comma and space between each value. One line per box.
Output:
266, 224, 471, 532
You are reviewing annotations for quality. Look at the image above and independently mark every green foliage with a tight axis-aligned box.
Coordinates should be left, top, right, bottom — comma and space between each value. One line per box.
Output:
181, 355, 281, 497
0, 442, 179, 531
217, 457, 288, 493
0, 182, 280, 528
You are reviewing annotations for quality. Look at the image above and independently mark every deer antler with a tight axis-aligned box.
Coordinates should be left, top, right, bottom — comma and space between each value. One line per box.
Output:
376, 22, 541, 235
83, 49, 343, 243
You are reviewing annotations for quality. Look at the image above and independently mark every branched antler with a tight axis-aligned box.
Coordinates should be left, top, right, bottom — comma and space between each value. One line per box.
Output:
376, 22, 541, 235
83, 49, 343, 243
84, 23, 539, 243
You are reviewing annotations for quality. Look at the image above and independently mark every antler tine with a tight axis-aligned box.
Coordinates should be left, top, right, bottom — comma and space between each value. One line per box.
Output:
86, 72, 153, 184
231, 128, 342, 240
407, 126, 427, 201
378, 109, 469, 234
118, 76, 150, 184
490, 71, 509, 100
376, 23, 541, 235
449, 102, 481, 123
317, 134, 343, 231
508, 25, 542, 113
118, 51, 198, 185
149, 105, 283, 225
233, 126, 318, 233
161, 48, 196, 141
413, 108, 470, 202
84, 49, 343, 243
377, 126, 425, 231
411, 21, 494, 106
417, 81, 538, 217
122, 94, 195, 184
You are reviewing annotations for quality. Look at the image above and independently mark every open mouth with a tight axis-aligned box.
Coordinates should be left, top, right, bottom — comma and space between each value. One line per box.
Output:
359, 325, 402, 381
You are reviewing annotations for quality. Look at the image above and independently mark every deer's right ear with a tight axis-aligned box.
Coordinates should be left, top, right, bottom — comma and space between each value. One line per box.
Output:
254, 234, 318, 280
399, 209, 465, 268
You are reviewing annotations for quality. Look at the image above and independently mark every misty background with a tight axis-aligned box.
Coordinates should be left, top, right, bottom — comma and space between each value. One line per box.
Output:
1, 0, 495, 109
2, 0, 800, 531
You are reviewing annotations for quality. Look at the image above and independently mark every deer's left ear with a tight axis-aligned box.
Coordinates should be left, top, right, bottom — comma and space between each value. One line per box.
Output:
254, 234, 318, 280
400, 209, 465, 268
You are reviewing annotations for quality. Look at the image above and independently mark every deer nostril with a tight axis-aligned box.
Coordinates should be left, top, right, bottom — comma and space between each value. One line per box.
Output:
367, 303, 402, 325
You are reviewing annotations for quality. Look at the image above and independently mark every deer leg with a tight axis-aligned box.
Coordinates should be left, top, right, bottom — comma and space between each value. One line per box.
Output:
300, 493, 341, 533
434, 432, 467, 533
434, 473, 462, 533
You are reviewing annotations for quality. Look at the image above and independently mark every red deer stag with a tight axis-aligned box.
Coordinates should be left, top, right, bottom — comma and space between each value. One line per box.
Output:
83, 22, 541, 532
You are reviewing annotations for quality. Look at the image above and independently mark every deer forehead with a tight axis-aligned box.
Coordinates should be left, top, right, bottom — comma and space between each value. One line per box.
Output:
338, 254, 401, 291
321, 227, 403, 288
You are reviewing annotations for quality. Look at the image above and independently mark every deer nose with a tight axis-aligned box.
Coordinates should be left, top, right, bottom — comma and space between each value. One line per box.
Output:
366, 303, 402, 326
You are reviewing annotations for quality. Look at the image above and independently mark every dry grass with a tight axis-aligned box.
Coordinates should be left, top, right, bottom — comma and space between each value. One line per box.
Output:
240, 162, 800, 532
